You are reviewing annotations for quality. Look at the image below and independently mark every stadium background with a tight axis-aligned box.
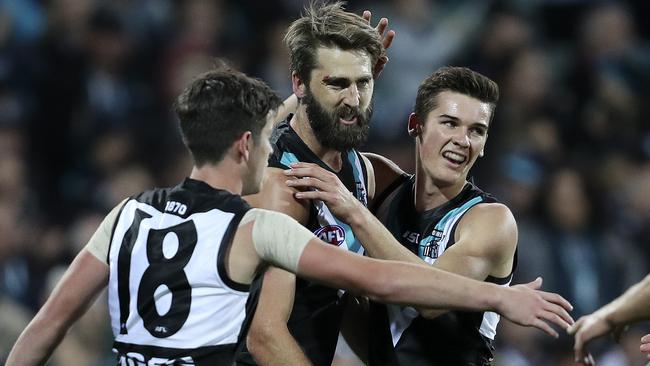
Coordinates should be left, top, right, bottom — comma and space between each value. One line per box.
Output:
0, 0, 649, 364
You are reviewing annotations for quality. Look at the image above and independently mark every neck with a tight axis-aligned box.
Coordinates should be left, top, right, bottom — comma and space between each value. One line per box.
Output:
189, 162, 243, 195
413, 146, 466, 212
290, 106, 344, 172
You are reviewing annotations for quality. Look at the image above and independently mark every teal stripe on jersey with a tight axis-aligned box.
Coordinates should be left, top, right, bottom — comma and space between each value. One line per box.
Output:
344, 150, 364, 252
436, 196, 484, 230
280, 152, 299, 167
337, 217, 361, 253
347, 151, 362, 185
417, 196, 484, 259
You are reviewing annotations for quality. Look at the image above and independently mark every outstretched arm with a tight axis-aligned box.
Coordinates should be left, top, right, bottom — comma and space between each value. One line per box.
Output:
284, 162, 564, 333
6, 250, 109, 366
568, 273, 650, 364
241, 209, 574, 338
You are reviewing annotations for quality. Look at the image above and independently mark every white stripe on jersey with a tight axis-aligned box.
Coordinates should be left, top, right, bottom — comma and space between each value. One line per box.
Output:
478, 280, 511, 340
108, 199, 247, 350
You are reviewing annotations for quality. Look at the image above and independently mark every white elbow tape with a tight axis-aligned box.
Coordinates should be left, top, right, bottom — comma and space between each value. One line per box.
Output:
240, 208, 313, 272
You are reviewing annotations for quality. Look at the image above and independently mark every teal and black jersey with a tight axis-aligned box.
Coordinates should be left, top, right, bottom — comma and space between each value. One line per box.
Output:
238, 120, 370, 366
369, 175, 516, 366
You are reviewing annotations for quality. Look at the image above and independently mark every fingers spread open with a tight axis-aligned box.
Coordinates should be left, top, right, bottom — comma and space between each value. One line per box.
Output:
523, 277, 543, 290
538, 309, 572, 332
542, 301, 574, 326
294, 190, 331, 202
286, 177, 327, 191
376, 18, 388, 37
574, 334, 585, 362
641, 340, 650, 352
362, 10, 371, 23
567, 317, 584, 335
540, 290, 573, 312
383, 30, 396, 50
533, 318, 558, 338
642, 334, 650, 343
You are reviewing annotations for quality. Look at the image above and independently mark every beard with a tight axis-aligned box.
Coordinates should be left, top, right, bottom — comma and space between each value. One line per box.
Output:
303, 91, 372, 151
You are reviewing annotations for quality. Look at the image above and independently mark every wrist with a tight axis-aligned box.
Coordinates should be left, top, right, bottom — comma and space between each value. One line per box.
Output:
346, 200, 372, 228
600, 304, 623, 328
483, 283, 503, 313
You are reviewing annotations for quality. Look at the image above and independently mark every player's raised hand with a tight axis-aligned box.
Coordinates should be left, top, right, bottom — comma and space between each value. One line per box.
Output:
641, 334, 650, 360
361, 10, 395, 79
284, 162, 362, 223
498, 277, 574, 339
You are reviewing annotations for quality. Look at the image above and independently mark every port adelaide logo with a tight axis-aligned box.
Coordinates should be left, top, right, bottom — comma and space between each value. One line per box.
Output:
314, 225, 346, 246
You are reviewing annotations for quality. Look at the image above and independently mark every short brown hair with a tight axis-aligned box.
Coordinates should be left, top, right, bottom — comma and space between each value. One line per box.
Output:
415, 67, 499, 123
174, 63, 281, 166
284, 1, 383, 83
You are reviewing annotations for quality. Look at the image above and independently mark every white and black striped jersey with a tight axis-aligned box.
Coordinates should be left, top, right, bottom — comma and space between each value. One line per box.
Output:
237, 120, 370, 366
104, 178, 260, 365
369, 175, 516, 366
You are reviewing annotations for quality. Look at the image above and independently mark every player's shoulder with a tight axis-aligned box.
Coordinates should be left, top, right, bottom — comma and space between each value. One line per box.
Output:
361, 152, 405, 177
361, 152, 409, 201
465, 202, 514, 223
244, 167, 310, 223
459, 202, 517, 246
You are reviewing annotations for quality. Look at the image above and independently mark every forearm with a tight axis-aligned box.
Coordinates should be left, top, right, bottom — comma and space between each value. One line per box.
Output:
348, 203, 422, 265
7, 250, 108, 366
370, 259, 499, 311
301, 244, 496, 312
604, 274, 650, 326
247, 326, 311, 366
6, 312, 67, 365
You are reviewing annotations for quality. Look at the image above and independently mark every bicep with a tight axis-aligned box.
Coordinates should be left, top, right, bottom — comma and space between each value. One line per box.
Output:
429, 244, 494, 281
433, 203, 517, 281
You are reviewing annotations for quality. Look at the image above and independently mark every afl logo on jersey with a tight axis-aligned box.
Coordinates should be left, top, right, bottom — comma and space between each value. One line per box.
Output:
314, 225, 346, 246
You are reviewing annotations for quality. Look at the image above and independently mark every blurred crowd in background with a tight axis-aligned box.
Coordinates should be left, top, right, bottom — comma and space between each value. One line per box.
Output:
0, 0, 649, 365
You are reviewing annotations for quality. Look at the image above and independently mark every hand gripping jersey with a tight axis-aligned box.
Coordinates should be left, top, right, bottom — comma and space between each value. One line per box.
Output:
369, 175, 516, 366
106, 178, 261, 365
238, 120, 370, 366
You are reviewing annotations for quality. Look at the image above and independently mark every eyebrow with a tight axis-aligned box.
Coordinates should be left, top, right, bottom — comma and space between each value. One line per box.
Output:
322, 75, 373, 85
438, 114, 489, 128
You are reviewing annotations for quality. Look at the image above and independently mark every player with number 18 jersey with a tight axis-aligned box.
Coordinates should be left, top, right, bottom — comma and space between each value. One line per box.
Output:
101, 178, 259, 365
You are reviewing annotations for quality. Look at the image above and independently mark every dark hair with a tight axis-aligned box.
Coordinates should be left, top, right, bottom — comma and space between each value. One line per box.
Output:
284, 1, 383, 83
174, 63, 281, 166
414, 67, 500, 123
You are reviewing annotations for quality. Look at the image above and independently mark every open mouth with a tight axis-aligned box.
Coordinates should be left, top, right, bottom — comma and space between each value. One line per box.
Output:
339, 116, 358, 125
442, 151, 467, 165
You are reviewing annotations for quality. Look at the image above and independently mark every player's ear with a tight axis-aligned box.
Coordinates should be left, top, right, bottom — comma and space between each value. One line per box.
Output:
407, 113, 422, 137
292, 71, 307, 99
235, 131, 253, 162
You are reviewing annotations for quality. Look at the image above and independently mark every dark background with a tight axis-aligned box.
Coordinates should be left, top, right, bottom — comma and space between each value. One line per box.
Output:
0, 0, 649, 364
